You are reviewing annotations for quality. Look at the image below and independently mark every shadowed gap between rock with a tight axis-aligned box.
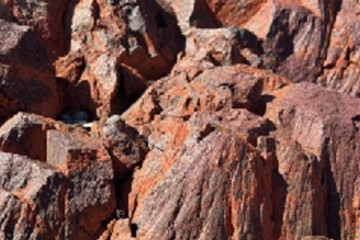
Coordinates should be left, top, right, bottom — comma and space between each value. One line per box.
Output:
322, 137, 341, 240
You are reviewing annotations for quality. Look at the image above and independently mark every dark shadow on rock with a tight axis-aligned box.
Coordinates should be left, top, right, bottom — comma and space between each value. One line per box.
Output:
114, 173, 133, 219
62, 0, 81, 53
256, 94, 275, 116
189, 0, 222, 28
322, 137, 341, 240
56, 78, 97, 121
271, 144, 288, 240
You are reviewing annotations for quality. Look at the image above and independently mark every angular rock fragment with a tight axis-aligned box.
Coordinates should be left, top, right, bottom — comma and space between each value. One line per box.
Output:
98, 219, 136, 240
0, 0, 68, 59
97, 115, 149, 178
0, 20, 60, 121
56, 0, 184, 120
317, 0, 360, 97
47, 130, 116, 240
0, 152, 65, 240
0, 112, 68, 161
130, 130, 273, 240
121, 64, 281, 239
184, 27, 262, 67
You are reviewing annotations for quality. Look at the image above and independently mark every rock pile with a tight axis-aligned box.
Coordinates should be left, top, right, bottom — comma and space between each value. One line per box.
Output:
0, 0, 359, 239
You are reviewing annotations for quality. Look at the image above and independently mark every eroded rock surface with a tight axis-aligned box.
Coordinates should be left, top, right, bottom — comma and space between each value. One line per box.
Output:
47, 130, 116, 240
0, 20, 60, 121
56, 0, 184, 120
266, 82, 360, 240
0, 0, 68, 59
0, 0, 359, 240
0, 152, 64, 240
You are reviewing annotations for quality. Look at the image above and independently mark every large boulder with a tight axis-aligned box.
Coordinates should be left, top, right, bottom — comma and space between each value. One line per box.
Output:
0, 0, 68, 59
0, 112, 69, 161
47, 130, 116, 240
0, 20, 60, 121
265, 82, 360, 239
0, 152, 65, 240
120, 65, 282, 239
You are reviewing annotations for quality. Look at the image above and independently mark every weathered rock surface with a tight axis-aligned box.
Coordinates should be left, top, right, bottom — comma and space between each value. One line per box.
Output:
97, 115, 149, 178
0, 152, 65, 240
0, 112, 68, 161
172, 0, 360, 96
98, 219, 136, 240
0, 20, 60, 121
121, 65, 279, 239
265, 82, 360, 240
56, 0, 184, 120
0, 0, 360, 240
47, 130, 116, 240
0, 0, 68, 59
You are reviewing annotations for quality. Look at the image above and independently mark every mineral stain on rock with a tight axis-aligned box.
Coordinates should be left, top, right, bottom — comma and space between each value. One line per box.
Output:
0, 0, 359, 240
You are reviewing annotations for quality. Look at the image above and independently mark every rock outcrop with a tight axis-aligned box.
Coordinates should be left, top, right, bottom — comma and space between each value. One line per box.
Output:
266, 82, 360, 240
0, 0, 359, 240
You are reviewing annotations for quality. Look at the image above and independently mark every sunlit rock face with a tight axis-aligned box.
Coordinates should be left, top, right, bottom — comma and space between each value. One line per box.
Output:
0, 0, 359, 240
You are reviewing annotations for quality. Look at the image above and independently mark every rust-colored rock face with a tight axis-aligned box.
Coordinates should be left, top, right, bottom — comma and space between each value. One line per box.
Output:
47, 130, 116, 240
0, 0, 68, 60
0, 152, 65, 240
266, 82, 360, 240
0, 20, 60, 121
56, 0, 184, 120
1, 0, 360, 240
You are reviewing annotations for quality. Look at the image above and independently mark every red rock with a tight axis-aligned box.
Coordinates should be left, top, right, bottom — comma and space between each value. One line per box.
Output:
98, 219, 136, 240
183, 27, 262, 68
130, 129, 273, 240
121, 65, 277, 239
0, 112, 69, 161
0, 20, 60, 121
97, 115, 149, 179
266, 82, 360, 239
302, 237, 331, 240
0, 152, 65, 240
2, 0, 360, 239
176, 0, 360, 96
46, 130, 116, 240
123, 64, 281, 132
56, 0, 183, 120
0, 0, 68, 60
317, 0, 360, 97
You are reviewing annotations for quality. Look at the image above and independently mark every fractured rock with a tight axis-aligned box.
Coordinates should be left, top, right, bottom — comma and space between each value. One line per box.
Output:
266, 82, 360, 239
0, 0, 68, 59
97, 115, 149, 178
0, 112, 68, 162
56, 0, 184, 120
0, 152, 65, 240
0, 20, 60, 121
47, 130, 116, 240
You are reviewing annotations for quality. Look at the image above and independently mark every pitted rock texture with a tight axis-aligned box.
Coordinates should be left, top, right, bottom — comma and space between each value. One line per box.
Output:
47, 130, 116, 240
0, 19, 60, 121
0, 152, 65, 240
0, 0, 360, 240
0, 0, 68, 60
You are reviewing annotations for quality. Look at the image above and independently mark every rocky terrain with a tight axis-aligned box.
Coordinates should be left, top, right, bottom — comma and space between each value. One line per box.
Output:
0, 0, 359, 239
